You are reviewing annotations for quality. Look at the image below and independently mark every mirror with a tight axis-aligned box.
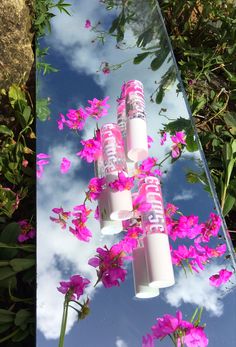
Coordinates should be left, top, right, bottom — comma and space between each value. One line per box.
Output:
37, 1, 236, 346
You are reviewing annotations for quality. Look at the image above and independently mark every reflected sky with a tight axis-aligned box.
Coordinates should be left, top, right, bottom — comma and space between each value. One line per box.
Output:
37, 1, 236, 346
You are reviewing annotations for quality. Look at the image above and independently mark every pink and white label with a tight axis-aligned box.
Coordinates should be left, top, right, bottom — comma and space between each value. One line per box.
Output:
101, 123, 127, 176
139, 176, 167, 234
126, 80, 146, 121
117, 99, 126, 137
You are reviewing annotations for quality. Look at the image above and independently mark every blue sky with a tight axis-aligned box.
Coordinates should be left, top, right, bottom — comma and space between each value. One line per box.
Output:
37, 1, 236, 346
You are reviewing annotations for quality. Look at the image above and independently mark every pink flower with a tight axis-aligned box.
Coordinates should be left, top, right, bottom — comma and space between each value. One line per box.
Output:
88, 244, 127, 288
94, 205, 100, 220
147, 135, 153, 148
60, 157, 71, 174
86, 96, 110, 119
136, 157, 162, 179
70, 204, 92, 242
160, 132, 167, 145
77, 136, 101, 163
133, 193, 152, 213
85, 19, 91, 29
36, 153, 51, 178
152, 310, 192, 340
57, 274, 90, 300
165, 203, 178, 216
22, 159, 28, 168
209, 269, 233, 287
17, 220, 36, 243
142, 334, 154, 347
37, 153, 51, 159
86, 177, 105, 200
184, 327, 209, 347
102, 66, 110, 75
57, 113, 66, 130
195, 213, 221, 243
109, 172, 134, 191
119, 226, 143, 254
50, 207, 71, 229
66, 108, 88, 130
170, 131, 186, 158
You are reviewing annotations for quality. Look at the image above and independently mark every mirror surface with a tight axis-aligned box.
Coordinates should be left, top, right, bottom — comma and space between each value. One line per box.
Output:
37, 1, 236, 346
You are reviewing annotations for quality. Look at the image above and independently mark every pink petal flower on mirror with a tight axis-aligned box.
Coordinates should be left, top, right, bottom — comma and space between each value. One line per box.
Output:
85, 19, 91, 29
37, 153, 51, 159
147, 135, 153, 148
209, 269, 233, 287
160, 132, 167, 145
57, 274, 90, 300
60, 157, 71, 174
17, 220, 36, 243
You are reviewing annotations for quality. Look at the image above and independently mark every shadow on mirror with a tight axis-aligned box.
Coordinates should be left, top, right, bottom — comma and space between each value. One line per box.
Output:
37, 1, 236, 346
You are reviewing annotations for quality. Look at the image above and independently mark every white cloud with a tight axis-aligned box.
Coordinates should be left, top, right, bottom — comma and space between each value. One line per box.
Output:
116, 337, 128, 347
37, 143, 118, 339
165, 264, 227, 317
173, 189, 196, 202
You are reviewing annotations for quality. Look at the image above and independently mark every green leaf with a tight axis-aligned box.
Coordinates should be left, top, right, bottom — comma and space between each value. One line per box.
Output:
8, 85, 27, 108
223, 112, 236, 135
186, 133, 198, 152
133, 52, 151, 64
0, 223, 21, 259
11, 328, 29, 342
36, 98, 50, 121
136, 28, 153, 47
22, 106, 32, 125
0, 323, 11, 333
0, 125, 13, 137
150, 50, 169, 71
223, 194, 236, 216
14, 309, 31, 327
9, 258, 35, 272
0, 309, 15, 324
0, 267, 16, 281
155, 87, 165, 104
109, 16, 120, 34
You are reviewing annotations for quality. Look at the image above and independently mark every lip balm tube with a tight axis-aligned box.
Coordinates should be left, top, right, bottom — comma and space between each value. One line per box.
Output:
101, 123, 133, 221
132, 245, 160, 299
126, 80, 148, 162
139, 176, 175, 288
94, 155, 123, 235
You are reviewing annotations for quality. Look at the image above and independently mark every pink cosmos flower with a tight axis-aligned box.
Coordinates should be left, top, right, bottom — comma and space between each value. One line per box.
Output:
160, 132, 167, 145
147, 135, 153, 148
165, 203, 178, 217
142, 334, 154, 347
102, 66, 110, 74
152, 310, 192, 340
57, 274, 90, 300
136, 157, 162, 179
50, 207, 71, 229
60, 157, 71, 174
86, 96, 110, 119
88, 244, 127, 288
133, 194, 152, 213
195, 213, 221, 243
86, 177, 105, 201
119, 226, 143, 254
109, 172, 134, 191
17, 220, 36, 243
184, 327, 209, 347
76, 136, 101, 163
36, 153, 51, 178
70, 204, 92, 242
170, 131, 186, 158
66, 108, 88, 130
209, 269, 233, 287
85, 19, 91, 29
57, 113, 66, 130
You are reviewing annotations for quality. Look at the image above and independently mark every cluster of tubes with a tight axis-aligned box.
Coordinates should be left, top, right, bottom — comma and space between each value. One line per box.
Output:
95, 80, 175, 299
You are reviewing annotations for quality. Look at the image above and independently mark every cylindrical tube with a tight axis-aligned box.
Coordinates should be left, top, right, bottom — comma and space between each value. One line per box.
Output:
126, 80, 148, 162
144, 233, 175, 288
101, 123, 133, 221
139, 176, 167, 235
99, 189, 123, 234
101, 123, 127, 182
132, 246, 160, 298
95, 154, 123, 234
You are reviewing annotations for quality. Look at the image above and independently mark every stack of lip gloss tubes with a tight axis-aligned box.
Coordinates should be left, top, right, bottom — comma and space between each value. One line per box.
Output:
95, 80, 175, 298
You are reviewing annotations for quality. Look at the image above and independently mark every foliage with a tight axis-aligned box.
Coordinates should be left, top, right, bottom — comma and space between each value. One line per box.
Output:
0, 83, 36, 346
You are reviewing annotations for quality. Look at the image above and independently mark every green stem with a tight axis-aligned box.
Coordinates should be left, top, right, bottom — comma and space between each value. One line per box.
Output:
58, 297, 69, 347
0, 328, 21, 343
168, 334, 178, 346
157, 152, 172, 167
